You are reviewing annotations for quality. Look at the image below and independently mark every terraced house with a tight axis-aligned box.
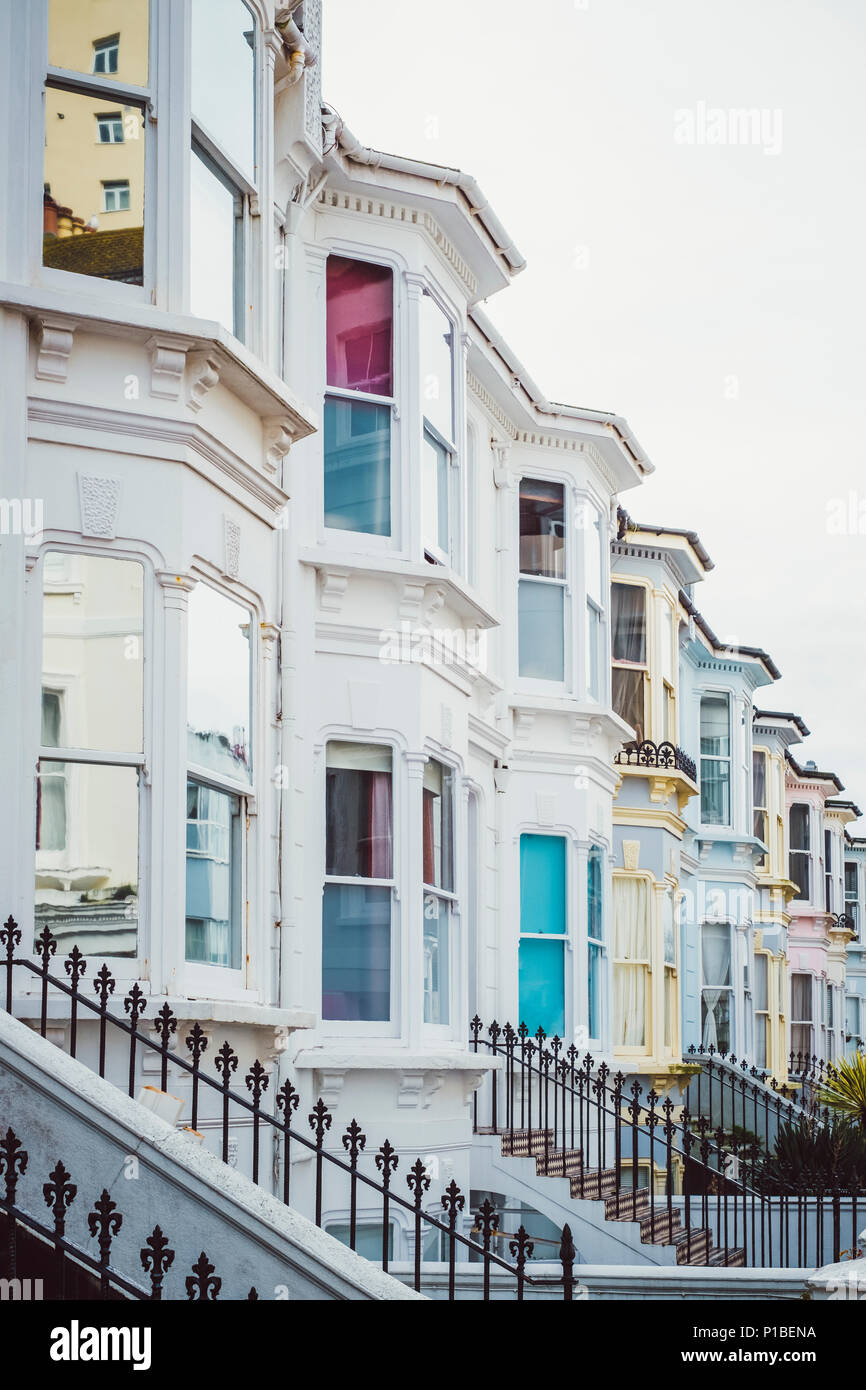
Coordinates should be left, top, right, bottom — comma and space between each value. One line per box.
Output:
0, 0, 863, 1304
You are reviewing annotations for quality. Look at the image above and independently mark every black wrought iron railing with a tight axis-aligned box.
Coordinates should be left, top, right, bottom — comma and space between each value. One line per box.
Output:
0, 1122, 245, 1301
685, 1045, 829, 1133
614, 739, 697, 782
0, 919, 578, 1303
470, 1018, 866, 1270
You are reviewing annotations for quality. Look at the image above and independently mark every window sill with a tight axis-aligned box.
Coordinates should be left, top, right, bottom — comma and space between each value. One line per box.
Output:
11, 996, 316, 1033
299, 548, 499, 630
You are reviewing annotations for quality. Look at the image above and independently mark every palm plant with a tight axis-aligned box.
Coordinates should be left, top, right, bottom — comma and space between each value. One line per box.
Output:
815, 1053, 866, 1129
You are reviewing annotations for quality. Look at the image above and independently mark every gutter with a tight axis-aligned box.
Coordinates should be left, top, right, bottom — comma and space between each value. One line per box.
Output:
679, 589, 781, 680
321, 106, 526, 274
469, 305, 654, 475
275, 4, 317, 84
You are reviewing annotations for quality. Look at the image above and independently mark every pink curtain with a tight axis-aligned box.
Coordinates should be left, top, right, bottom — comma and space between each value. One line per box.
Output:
368, 772, 393, 878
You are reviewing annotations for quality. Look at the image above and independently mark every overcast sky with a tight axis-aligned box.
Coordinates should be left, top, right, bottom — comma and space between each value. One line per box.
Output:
323, 0, 866, 822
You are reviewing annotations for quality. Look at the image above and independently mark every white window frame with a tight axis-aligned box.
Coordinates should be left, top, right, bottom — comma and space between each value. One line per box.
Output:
92, 35, 120, 76
789, 803, 812, 903
35, 547, 150, 979
96, 111, 124, 143
517, 475, 571, 693
419, 285, 461, 571
610, 578, 649, 741
322, 249, 401, 552
183, 580, 256, 999
699, 690, 732, 829
700, 919, 734, 1053
101, 178, 131, 212
422, 753, 460, 1042
790, 970, 814, 1061
320, 737, 401, 1040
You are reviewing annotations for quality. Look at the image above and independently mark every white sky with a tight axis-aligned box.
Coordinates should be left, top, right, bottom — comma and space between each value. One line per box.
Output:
323, 0, 866, 823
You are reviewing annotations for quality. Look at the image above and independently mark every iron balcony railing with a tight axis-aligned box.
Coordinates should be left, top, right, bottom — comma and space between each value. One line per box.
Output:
685, 1045, 830, 1126
614, 739, 697, 782
470, 1018, 866, 1270
0, 919, 578, 1303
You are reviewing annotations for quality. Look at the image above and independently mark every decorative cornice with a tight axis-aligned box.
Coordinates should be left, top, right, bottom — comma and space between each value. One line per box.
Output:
467, 372, 518, 440
27, 398, 288, 518
316, 187, 478, 296
147, 335, 189, 401
263, 417, 295, 475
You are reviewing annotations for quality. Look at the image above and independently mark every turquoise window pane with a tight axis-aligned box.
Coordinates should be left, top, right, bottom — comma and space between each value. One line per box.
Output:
520, 834, 566, 935
324, 397, 391, 535
518, 580, 564, 680
588, 942, 602, 1038
322, 882, 391, 1020
519, 938, 565, 1038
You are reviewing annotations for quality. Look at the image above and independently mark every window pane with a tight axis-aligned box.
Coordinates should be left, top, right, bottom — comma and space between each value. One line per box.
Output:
190, 146, 243, 337
845, 863, 857, 894
35, 762, 138, 957
587, 847, 603, 941
520, 835, 566, 936
702, 922, 731, 987
42, 554, 143, 753
49, 1, 150, 85
789, 804, 810, 850
660, 604, 674, 684
701, 759, 730, 825
327, 1222, 394, 1262
584, 507, 602, 605
789, 850, 810, 900
700, 695, 730, 756
326, 743, 393, 879
420, 291, 454, 442
185, 781, 242, 969
187, 584, 251, 782
612, 667, 645, 742
519, 938, 564, 1038
422, 429, 450, 559
754, 954, 768, 1011
588, 941, 602, 1038
752, 751, 767, 808
324, 397, 391, 535
586, 603, 601, 700
791, 1023, 812, 1059
701, 991, 731, 1052
518, 580, 564, 681
519, 480, 565, 578
611, 583, 646, 664
326, 256, 393, 396
791, 972, 813, 1021
663, 890, 676, 965
322, 883, 391, 1021
423, 895, 449, 1025
423, 760, 453, 891
43, 90, 145, 284
191, 0, 255, 179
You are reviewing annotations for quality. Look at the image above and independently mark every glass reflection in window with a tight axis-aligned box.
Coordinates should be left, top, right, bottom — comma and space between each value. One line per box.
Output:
49, 1, 150, 86
187, 584, 252, 783
185, 780, 242, 969
191, 0, 256, 180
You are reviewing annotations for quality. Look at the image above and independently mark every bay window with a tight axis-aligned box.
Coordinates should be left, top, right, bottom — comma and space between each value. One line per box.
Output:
519, 835, 567, 1037
790, 971, 813, 1060
584, 507, 604, 701
518, 480, 566, 682
701, 921, 732, 1051
611, 583, 647, 741
753, 750, 768, 867
322, 743, 393, 1022
420, 291, 457, 566
789, 804, 811, 900
613, 876, 650, 1049
422, 760, 455, 1025
185, 583, 252, 971
587, 846, 604, 1039
661, 603, 676, 743
37, 553, 144, 958
190, 0, 257, 339
325, 256, 394, 536
700, 694, 731, 825
44, 0, 149, 286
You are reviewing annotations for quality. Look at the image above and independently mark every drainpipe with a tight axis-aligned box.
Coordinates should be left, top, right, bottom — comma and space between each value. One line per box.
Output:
321, 104, 527, 274
275, 4, 317, 85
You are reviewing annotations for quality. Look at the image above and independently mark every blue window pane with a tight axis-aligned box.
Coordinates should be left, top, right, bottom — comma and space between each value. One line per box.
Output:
518, 580, 564, 680
185, 781, 240, 969
322, 883, 391, 1020
588, 941, 602, 1038
519, 938, 564, 1038
520, 835, 566, 935
324, 397, 391, 535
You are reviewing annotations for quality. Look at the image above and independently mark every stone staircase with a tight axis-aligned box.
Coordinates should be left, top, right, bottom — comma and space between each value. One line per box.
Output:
500, 1129, 745, 1268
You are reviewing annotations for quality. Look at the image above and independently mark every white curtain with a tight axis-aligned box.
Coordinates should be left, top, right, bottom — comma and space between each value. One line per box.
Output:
701, 923, 731, 1048
613, 877, 650, 1047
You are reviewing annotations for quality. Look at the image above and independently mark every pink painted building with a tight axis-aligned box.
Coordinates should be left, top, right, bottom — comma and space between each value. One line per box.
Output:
785, 754, 858, 1065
